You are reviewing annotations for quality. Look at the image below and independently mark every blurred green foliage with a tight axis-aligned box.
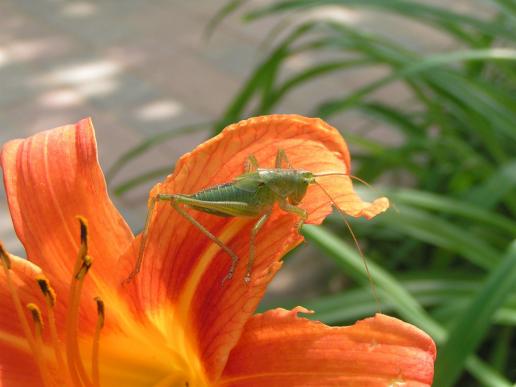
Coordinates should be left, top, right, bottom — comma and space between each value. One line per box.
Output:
107, 1, 516, 385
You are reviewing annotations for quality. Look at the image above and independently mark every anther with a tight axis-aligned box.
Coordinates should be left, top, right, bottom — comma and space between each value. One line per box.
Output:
76, 215, 89, 259
36, 275, 56, 307
27, 303, 53, 387
66, 217, 94, 387
36, 275, 68, 381
94, 297, 105, 328
0, 241, 12, 270
92, 297, 105, 387
27, 303, 44, 330
1, 243, 53, 386
0, 242, 37, 351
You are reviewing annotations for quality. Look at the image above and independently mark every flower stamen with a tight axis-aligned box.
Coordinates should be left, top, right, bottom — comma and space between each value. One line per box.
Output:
92, 296, 104, 387
27, 303, 52, 387
0, 243, 37, 355
65, 217, 94, 387
36, 275, 68, 382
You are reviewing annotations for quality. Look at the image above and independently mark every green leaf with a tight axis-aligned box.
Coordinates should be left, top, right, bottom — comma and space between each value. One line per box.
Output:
434, 241, 516, 387
302, 224, 440, 333
375, 205, 500, 270
390, 189, 516, 236
111, 167, 172, 196
302, 225, 513, 387
467, 160, 516, 209
205, 0, 249, 38
261, 58, 373, 113
215, 22, 319, 133
317, 48, 516, 118
244, 0, 515, 40
261, 275, 516, 327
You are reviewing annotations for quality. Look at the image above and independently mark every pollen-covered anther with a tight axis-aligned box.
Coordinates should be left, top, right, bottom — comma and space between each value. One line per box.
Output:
76, 215, 89, 258
36, 275, 56, 307
0, 241, 38, 356
27, 303, 44, 330
94, 296, 105, 328
35, 274, 68, 380
73, 215, 92, 281
92, 296, 105, 387
65, 217, 95, 386
26, 303, 53, 387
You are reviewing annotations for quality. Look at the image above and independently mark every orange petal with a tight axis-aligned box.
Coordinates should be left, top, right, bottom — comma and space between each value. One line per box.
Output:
1, 118, 134, 294
0, 256, 45, 386
135, 115, 389, 379
0, 347, 41, 387
220, 308, 436, 386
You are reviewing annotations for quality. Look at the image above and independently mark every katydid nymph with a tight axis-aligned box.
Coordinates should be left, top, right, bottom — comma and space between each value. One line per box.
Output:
127, 149, 374, 287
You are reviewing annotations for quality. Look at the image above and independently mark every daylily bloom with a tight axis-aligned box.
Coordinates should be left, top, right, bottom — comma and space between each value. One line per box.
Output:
0, 115, 436, 386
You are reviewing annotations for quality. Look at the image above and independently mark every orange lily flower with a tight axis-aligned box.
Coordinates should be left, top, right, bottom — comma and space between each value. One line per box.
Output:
0, 115, 436, 386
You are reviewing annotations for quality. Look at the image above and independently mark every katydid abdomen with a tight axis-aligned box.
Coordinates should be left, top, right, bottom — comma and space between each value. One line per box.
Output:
185, 182, 276, 217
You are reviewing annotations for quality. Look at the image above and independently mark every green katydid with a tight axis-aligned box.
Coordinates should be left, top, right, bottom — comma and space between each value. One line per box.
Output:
127, 149, 375, 288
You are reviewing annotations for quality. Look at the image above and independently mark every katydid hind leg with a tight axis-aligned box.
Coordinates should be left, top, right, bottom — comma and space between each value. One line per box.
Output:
125, 194, 176, 283
125, 195, 159, 283
245, 210, 272, 283
172, 201, 240, 285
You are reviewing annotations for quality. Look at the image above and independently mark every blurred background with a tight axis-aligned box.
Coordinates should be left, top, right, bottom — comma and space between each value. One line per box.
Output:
1, 1, 515, 385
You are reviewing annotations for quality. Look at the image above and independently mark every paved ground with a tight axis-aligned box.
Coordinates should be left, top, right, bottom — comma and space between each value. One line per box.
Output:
0, 0, 257, 253
0, 0, 480, 300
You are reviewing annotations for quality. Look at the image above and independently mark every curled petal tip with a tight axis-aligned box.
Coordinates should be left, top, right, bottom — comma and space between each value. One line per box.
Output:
364, 196, 390, 219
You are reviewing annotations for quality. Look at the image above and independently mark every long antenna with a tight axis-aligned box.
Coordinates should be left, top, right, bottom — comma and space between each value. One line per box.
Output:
314, 172, 373, 189
313, 181, 382, 312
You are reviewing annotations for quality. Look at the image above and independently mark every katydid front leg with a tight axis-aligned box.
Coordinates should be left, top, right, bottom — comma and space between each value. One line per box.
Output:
279, 199, 308, 232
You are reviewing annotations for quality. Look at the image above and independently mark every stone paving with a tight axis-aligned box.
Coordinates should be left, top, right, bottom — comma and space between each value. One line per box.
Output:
0, 0, 257, 254
0, 0, 479, 299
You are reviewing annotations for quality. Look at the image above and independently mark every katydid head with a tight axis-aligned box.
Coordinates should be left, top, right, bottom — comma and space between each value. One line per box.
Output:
287, 171, 315, 205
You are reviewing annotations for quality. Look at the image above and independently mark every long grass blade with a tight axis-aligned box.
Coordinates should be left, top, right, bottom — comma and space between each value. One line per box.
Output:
434, 241, 516, 387
317, 49, 516, 117
390, 189, 516, 236
243, 0, 515, 40
375, 206, 500, 270
112, 167, 172, 196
